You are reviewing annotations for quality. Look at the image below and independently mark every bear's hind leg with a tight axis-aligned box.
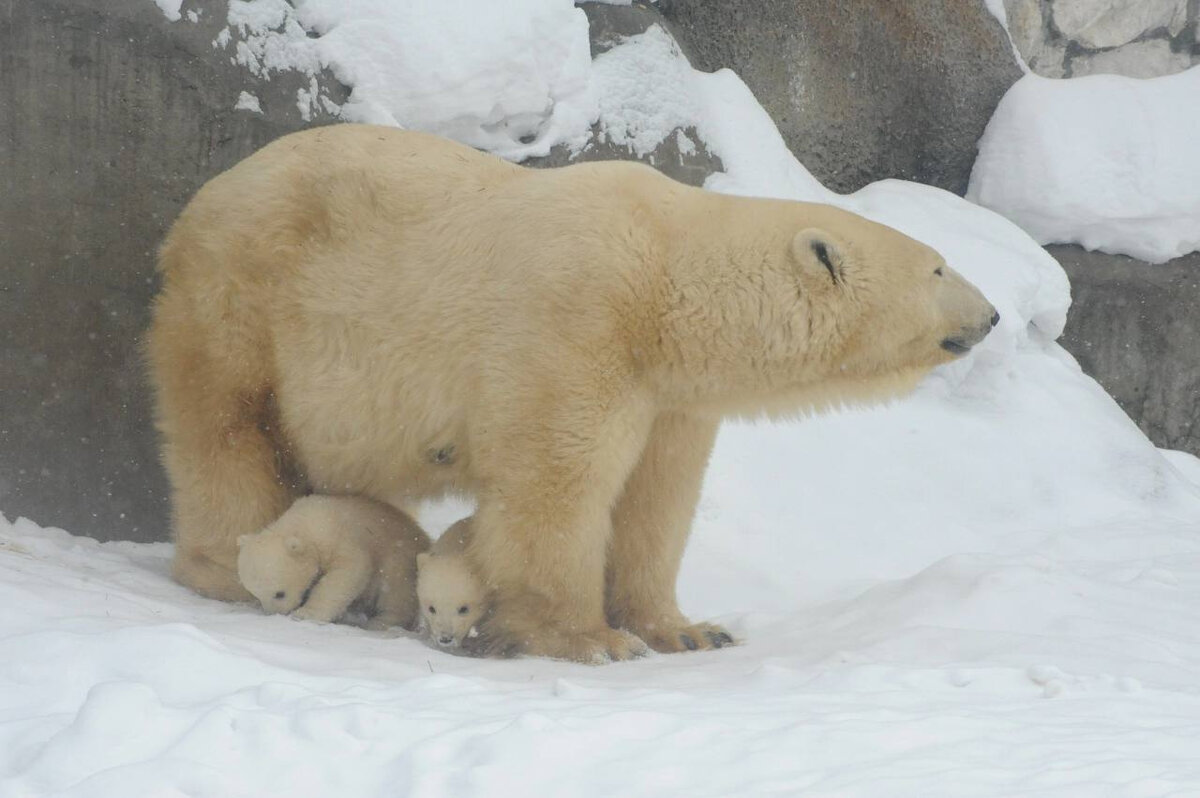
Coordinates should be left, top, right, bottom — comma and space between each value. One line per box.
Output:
606, 412, 735, 653
151, 319, 297, 603
164, 404, 296, 603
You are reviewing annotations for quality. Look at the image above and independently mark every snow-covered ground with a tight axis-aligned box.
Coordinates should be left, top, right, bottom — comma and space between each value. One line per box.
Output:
4, 4, 1200, 795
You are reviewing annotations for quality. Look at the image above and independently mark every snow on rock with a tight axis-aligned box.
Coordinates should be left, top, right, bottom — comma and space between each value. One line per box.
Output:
967, 68, 1200, 263
234, 90, 263, 114
215, 0, 596, 159
152, 0, 183, 22
591, 25, 701, 156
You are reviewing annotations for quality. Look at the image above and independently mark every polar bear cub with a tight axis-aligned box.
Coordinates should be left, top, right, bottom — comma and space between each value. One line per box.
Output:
416, 517, 489, 648
237, 494, 431, 630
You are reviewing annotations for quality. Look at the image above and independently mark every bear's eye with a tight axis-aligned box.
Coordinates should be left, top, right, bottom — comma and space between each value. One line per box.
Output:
934, 267, 944, 277
274, 591, 286, 600
458, 605, 469, 615
428, 605, 436, 614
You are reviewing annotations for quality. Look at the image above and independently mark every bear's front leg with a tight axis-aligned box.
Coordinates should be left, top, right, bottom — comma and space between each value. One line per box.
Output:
465, 394, 655, 663
606, 411, 736, 653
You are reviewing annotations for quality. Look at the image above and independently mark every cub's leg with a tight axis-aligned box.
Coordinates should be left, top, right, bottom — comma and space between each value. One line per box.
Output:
368, 561, 421, 631
292, 545, 373, 624
606, 412, 735, 653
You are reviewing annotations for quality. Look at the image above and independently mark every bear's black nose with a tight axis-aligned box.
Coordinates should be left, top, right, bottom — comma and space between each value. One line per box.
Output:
438, 635, 454, 646
991, 310, 1000, 327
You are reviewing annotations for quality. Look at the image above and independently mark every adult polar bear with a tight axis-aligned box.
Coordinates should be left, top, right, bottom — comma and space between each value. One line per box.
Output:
148, 124, 997, 663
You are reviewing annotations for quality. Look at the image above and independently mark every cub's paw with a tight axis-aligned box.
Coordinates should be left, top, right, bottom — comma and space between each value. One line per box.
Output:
290, 606, 335, 624
630, 620, 737, 654
362, 617, 395, 632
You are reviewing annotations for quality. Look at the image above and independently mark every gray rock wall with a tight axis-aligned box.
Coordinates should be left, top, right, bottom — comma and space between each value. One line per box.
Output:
1003, 0, 1200, 77
1052, 246, 1200, 456
657, 0, 1022, 194
0, 0, 344, 541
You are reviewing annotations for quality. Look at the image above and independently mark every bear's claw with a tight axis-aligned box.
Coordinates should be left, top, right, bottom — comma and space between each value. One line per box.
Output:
632, 620, 738, 654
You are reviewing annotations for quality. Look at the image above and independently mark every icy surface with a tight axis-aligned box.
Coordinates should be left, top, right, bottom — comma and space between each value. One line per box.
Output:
20, 6, 1200, 794
968, 68, 1200, 263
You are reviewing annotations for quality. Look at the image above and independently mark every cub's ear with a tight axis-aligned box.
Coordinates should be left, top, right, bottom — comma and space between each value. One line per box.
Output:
790, 228, 845, 285
237, 534, 251, 549
284, 536, 306, 555
416, 552, 430, 570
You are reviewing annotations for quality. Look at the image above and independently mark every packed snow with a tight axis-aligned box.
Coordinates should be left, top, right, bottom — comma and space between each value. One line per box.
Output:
7, 5, 1200, 795
968, 67, 1200, 263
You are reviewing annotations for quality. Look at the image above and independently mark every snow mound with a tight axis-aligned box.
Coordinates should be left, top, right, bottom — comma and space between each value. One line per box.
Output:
968, 68, 1200, 263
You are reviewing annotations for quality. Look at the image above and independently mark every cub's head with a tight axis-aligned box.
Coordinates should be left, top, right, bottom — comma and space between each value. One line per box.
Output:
237, 529, 320, 615
659, 201, 998, 410
416, 553, 487, 648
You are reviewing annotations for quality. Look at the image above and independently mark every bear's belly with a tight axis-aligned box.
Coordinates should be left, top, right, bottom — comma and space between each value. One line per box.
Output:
275, 366, 474, 502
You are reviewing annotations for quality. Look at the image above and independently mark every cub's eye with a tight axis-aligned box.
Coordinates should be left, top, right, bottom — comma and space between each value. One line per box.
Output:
428, 605, 436, 614
274, 591, 286, 600
934, 267, 944, 276
458, 605, 469, 615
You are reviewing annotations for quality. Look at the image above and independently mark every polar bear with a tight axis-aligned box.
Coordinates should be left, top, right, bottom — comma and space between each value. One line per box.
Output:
237, 494, 430, 630
416, 517, 488, 648
148, 124, 997, 662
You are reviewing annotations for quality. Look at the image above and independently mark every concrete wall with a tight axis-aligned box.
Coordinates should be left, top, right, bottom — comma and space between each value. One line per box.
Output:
0, 0, 344, 541
1052, 246, 1200, 456
658, 0, 1022, 194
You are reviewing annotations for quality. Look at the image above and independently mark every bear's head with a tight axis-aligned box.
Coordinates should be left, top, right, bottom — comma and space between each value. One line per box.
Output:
656, 201, 998, 412
237, 529, 321, 615
416, 552, 487, 648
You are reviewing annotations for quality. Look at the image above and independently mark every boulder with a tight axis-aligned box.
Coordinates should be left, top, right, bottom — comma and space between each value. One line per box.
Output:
1070, 38, 1192, 78
1053, 245, 1200, 457
656, 0, 1023, 194
1002, 0, 1067, 77
1052, 0, 1188, 50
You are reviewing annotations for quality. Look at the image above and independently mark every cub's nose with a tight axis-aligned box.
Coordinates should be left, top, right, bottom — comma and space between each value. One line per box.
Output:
438, 635, 454, 646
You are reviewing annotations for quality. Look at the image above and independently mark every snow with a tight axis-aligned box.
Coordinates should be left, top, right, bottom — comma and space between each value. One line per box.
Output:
968, 68, 1200, 264
234, 91, 262, 114
217, 0, 595, 159
152, 0, 183, 23
13, 5, 1200, 795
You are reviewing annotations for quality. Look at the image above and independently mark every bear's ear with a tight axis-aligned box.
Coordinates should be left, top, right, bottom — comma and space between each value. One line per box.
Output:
790, 228, 844, 286
237, 534, 251, 549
